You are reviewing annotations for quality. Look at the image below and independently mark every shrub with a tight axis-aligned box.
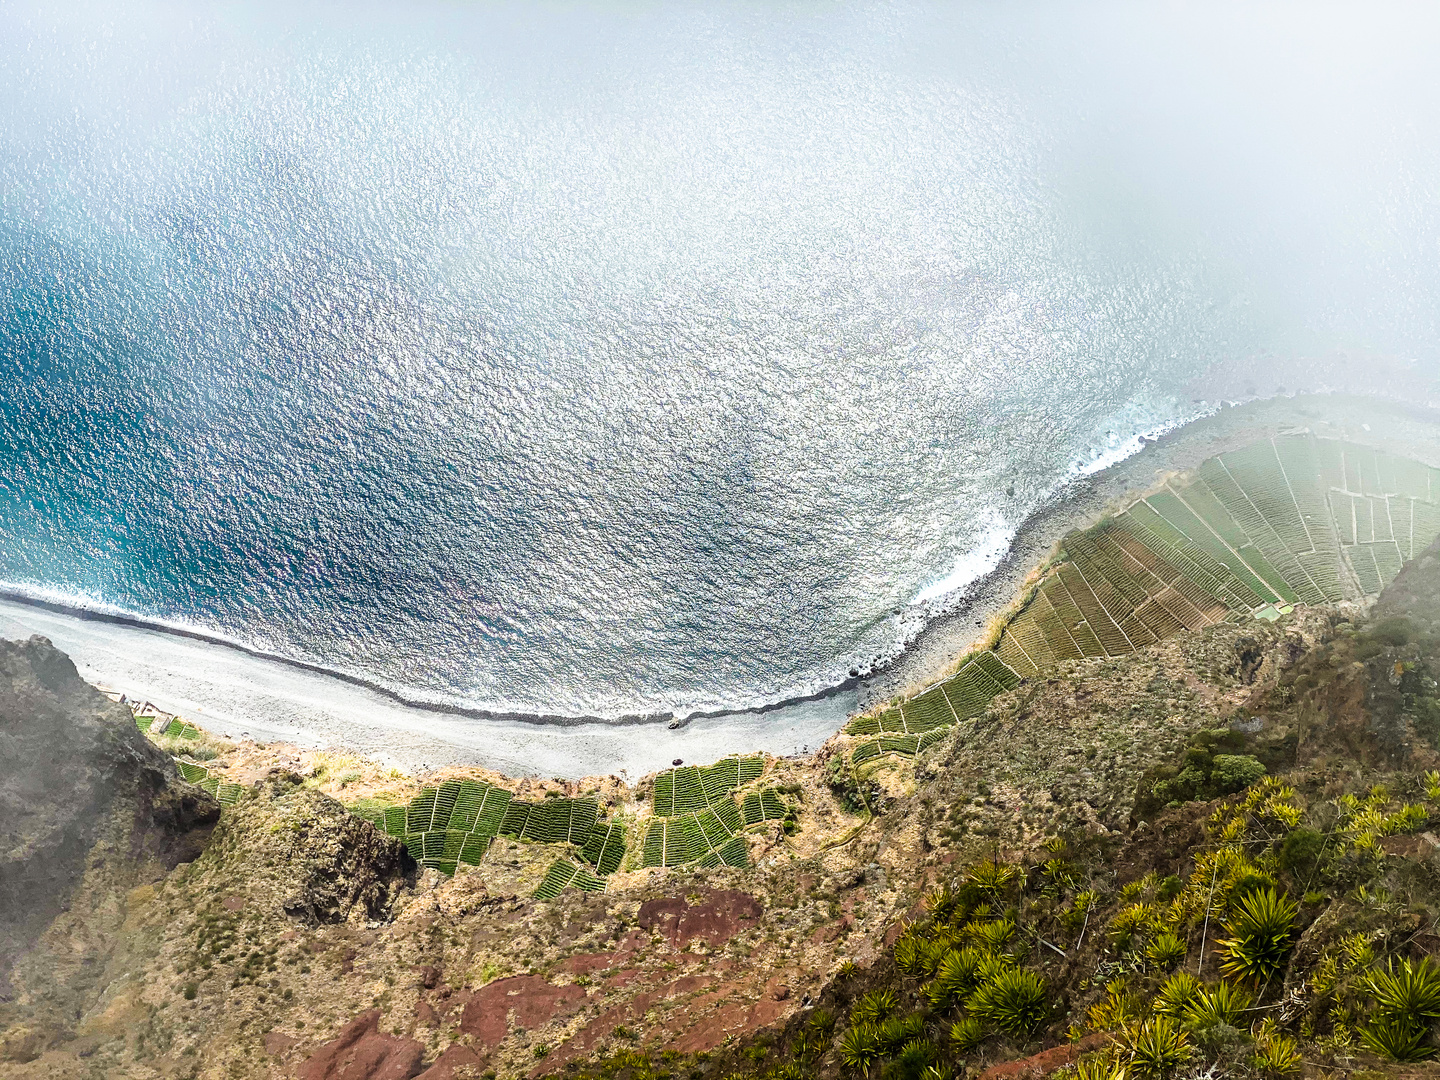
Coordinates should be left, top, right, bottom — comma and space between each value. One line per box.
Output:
839, 1023, 883, 1073
1153, 972, 1204, 1018
1182, 981, 1252, 1029
969, 968, 1049, 1039
1118, 1015, 1190, 1079
853, 988, 899, 1026
1145, 932, 1187, 969
949, 1016, 985, 1053
1209, 755, 1268, 794
1217, 888, 1297, 985
1252, 1030, 1302, 1077
1277, 827, 1325, 877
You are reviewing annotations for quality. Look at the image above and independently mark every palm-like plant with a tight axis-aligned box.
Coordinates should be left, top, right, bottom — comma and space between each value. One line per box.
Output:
1252, 1030, 1302, 1077
969, 968, 1049, 1039
1072, 1053, 1125, 1080
1217, 888, 1297, 985
1365, 957, 1440, 1025
1118, 1015, 1191, 1079
967, 918, 1016, 955
853, 987, 899, 1026
1359, 1016, 1433, 1062
967, 858, 1021, 895
1145, 931, 1187, 969
878, 1014, 925, 1054
1181, 980, 1253, 1028
1358, 957, 1440, 1062
838, 1023, 883, 1074
1152, 972, 1203, 1018
927, 947, 983, 1009
949, 1016, 985, 1053
888, 1038, 937, 1079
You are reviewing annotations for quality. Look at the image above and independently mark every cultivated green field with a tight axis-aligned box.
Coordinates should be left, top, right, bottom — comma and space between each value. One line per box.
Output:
847, 435, 1440, 768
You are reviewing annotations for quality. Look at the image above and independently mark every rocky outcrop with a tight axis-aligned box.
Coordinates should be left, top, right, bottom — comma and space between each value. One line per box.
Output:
0, 635, 218, 1020
297, 1010, 424, 1080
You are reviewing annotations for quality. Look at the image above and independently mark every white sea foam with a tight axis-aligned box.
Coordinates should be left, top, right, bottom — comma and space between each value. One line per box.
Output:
912, 513, 1016, 606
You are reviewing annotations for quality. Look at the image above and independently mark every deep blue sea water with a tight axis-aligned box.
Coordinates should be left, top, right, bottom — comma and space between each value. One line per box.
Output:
3, 2, 1440, 719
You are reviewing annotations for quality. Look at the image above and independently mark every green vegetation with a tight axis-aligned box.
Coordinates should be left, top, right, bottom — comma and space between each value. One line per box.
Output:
640, 755, 784, 870
847, 436, 1440, 774
346, 778, 625, 894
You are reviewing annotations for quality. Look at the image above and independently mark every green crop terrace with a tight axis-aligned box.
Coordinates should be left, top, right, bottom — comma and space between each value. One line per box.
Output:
846, 435, 1440, 768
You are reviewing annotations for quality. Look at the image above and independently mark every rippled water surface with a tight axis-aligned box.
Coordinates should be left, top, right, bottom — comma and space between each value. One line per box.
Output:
3, 3, 1440, 718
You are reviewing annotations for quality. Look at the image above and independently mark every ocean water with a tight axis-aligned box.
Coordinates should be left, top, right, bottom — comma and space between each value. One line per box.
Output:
3, 2, 1440, 721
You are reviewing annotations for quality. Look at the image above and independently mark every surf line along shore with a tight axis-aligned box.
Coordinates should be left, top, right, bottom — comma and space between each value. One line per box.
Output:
2, 393, 1439, 779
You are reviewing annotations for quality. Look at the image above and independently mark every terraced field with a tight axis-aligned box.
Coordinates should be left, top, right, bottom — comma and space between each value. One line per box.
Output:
640, 755, 789, 869
173, 758, 245, 806
848, 435, 1440, 768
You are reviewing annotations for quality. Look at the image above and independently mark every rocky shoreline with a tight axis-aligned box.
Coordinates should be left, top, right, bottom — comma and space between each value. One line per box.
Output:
6, 393, 1440, 781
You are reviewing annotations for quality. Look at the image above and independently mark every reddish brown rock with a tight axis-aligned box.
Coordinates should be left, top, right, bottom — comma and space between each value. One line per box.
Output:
459, 976, 587, 1048
977, 1034, 1108, 1080
263, 1030, 297, 1057
296, 1011, 425, 1080
414, 1043, 486, 1080
637, 889, 763, 949
556, 951, 618, 975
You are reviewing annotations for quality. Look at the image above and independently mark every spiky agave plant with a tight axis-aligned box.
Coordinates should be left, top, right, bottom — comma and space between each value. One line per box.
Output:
1117, 1015, 1190, 1079
1217, 887, 1297, 985
853, 987, 900, 1026
1152, 972, 1203, 1018
1181, 980, 1253, 1029
1252, 1030, 1302, 1077
949, 1016, 985, 1053
927, 947, 983, 1009
969, 968, 1049, 1039
1359, 1016, 1433, 1062
839, 1023, 883, 1074
1145, 931, 1187, 969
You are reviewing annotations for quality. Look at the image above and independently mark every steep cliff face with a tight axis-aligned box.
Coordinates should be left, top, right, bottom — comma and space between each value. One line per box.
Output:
10, 535, 1440, 1077
0, 636, 219, 1057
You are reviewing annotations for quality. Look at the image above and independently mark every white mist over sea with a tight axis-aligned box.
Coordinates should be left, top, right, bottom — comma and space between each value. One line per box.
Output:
2, 2, 1440, 723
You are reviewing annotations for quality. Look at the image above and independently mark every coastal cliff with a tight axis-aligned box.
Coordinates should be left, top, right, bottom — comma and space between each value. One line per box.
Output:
8, 437, 1440, 1077
5, 554, 1440, 1077
0, 637, 218, 1062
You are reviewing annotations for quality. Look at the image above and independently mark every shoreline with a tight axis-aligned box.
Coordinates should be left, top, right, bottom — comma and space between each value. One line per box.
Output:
861, 391, 1440, 707
4, 392, 1440, 777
